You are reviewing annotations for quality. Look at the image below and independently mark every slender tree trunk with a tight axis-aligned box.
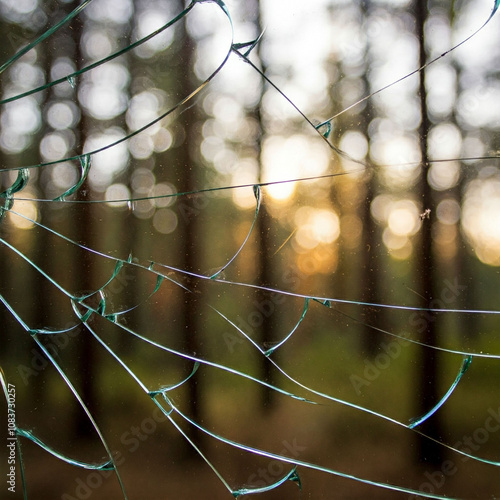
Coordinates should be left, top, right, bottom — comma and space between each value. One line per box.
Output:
359, 0, 384, 357
0, 50, 9, 359
174, 7, 204, 451
71, 11, 98, 438
414, 0, 443, 465
251, 0, 277, 411
31, 18, 54, 402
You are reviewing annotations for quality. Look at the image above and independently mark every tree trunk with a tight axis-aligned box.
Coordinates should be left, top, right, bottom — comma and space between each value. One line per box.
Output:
359, 0, 384, 357
71, 11, 98, 439
174, 6, 204, 452
252, 0, 278, 411
414, 0, 444, 465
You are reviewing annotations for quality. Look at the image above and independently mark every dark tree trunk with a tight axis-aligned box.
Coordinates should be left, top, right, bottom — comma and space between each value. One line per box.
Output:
71, 11, 98, 439
174, 6, 204, 452
251, 0, 278, 411
414, 0, 444, 465
359, 0, 384, 357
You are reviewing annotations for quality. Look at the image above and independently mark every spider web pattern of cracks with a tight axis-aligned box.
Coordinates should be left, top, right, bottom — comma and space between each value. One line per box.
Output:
1, 0, 500, 499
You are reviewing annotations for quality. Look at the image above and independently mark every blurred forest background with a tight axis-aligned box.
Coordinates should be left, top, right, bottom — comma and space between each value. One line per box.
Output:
1, 0, 500, 498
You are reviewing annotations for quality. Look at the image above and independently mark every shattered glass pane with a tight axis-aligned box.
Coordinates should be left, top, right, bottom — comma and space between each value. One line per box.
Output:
1, 0, 500, 498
